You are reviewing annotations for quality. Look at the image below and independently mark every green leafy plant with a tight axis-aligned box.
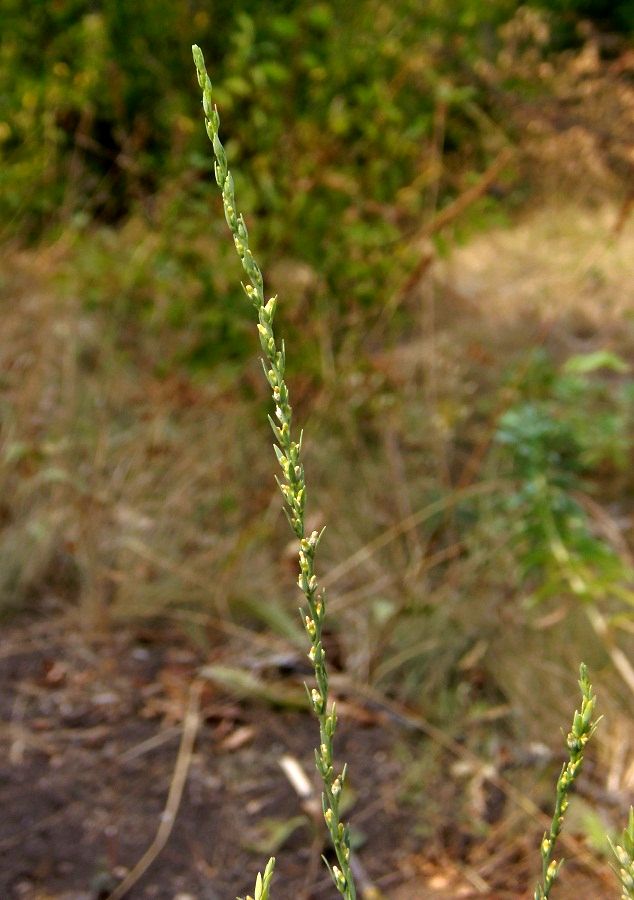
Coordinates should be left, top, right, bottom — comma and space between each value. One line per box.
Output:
489, 349, 634, 708
193, 44, 356, 899
494, 350, 634, 608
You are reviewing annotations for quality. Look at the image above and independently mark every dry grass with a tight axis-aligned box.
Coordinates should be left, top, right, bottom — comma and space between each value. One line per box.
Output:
0, 245, 283, 632
446, 203, 634, 330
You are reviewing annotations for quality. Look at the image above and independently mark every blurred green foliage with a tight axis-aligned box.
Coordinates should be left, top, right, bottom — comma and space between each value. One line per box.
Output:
494, 350, 634, 604
2, 0, 522, 368
3, 0, 509, 231
1, 1, 629, 371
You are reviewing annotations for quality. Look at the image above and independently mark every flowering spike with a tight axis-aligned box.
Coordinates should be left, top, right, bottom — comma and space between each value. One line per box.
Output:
533, 663, 599, 900
193, 44, 356, 900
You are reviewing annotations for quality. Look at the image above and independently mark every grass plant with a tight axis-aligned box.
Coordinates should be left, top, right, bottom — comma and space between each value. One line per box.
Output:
193, 44, 356, 899
241, 857, 276, 900
188, 40, 634, 900
612, 809, 634, 900
534, 663, 599, 899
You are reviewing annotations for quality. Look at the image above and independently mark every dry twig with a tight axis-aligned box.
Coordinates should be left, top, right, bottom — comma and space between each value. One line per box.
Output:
106, 678, 203, 900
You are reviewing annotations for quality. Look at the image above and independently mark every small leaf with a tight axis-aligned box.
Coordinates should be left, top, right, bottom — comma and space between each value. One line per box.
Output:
563, 351, 629, 375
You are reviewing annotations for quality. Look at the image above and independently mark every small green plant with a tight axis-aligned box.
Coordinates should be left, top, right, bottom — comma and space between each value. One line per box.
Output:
612, 808, 634, 900
494, 350, 633, 606
240, 857, 276, 900
534, 663, 600, 900
491, 350, 634, 704
193, 44, 356, 899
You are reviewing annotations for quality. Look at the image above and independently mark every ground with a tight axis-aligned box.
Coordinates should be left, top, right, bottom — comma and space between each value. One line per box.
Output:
0, 609, 619, 899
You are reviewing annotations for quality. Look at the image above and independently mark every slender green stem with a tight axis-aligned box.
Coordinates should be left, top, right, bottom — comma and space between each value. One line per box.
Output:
192, 44, 356, 900
612, 808, 634, 900
534, 663, 599, 900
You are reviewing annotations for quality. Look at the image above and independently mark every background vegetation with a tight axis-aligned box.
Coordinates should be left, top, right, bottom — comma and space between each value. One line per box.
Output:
1, 1, 634, 896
